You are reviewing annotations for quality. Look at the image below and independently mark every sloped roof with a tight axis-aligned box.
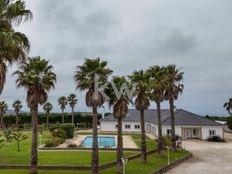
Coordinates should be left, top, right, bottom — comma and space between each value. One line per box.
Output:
100, 109, 223, 126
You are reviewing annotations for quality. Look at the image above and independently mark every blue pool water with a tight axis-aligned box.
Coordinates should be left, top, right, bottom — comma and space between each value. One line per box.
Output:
81, 136, 116, 148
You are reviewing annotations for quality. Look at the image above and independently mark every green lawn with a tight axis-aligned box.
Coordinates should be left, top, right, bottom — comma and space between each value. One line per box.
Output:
0, 131, 188, 174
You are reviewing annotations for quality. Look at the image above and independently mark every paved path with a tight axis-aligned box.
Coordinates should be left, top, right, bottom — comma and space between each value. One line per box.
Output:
167, 133, 232, 174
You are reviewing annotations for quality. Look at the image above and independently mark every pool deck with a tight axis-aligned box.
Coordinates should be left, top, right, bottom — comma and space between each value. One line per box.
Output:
57, 135, 138, 149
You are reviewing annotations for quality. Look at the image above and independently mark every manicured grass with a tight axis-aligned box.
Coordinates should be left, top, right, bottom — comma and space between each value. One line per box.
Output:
0, 150, 188, 174
0, 131, 189, 174
0, 131, 135, 165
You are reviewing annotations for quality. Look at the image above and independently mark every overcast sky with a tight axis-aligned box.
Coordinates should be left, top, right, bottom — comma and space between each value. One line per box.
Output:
1, 0, 232, 116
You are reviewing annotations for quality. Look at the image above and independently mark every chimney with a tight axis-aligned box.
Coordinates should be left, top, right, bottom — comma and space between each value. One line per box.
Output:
102, 106, 105, 119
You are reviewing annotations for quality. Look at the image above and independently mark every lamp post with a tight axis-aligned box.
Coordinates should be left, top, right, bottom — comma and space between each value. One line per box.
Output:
39, 134, 43, 147
121, 158, 128, 174
167, 146, 170, 165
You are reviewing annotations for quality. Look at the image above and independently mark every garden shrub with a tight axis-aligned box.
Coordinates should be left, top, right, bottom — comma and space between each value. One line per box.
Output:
51, 128, 67, 139
67, 143, 77, 148
44, 137, 64, 147
207, 135, 225, 142
60, 123, 74, 139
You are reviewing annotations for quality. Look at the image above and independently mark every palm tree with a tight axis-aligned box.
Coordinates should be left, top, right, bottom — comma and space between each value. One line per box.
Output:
67, 93, 78, 125
12, 100, 23, 127
107, 76, 129, 173
147, 66, 166, 157
43, 102, 53, 128
0, 0, 32, 94
0, 101, 8, 129
74, 58, 112, 174
13, 56, 56, 174
224, 98, 232, 116
58, 96, 67, 124
129, 70, 150, 163
164, 65, 184, 150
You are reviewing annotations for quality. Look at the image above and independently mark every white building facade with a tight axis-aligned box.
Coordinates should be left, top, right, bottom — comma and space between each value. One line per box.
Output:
100, 109, 225, 140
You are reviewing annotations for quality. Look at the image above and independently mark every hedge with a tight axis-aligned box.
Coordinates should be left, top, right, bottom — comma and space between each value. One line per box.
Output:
2, 113, 104, 128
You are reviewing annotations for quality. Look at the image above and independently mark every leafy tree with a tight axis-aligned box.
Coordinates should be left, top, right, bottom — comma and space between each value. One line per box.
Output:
13, 56, 56, 174
43, 102, 53, 128
129, 70, 150, 163
0, 101, 8, 129
58, 96, 67, 124
0, 0, 32, 94
107, 76, 129, 173
163, 65, 184, 150
12, 99, 23, 127
147, 66, 166, 157
74, 58, 112, 174
67, 93, 78, 125
3, 128, 27, 152
224, 98, 232, 116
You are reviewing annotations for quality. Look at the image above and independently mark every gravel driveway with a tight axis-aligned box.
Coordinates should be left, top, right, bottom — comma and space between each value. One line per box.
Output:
167, 133, 232, 174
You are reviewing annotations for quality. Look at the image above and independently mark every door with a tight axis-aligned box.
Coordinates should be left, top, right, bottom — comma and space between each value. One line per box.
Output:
185, 128, 192, 139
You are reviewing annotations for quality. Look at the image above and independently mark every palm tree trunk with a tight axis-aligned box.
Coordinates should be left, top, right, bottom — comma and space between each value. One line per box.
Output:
0, 114, 3, 130
0, 114, 4, 130
169, 98, 176, 150
117, 116, 123, 173
46, 112, 49, 129
16, 112, 19, 128
156, 102, 163, 157
140, 109, 147, 163
72, 107, 74, 125
62, 109, 64, 124
30, 105, 38, 174
91, 106, 99, 174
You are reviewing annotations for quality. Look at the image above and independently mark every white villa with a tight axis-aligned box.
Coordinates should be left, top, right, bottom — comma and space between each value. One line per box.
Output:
100, 109, 225, 140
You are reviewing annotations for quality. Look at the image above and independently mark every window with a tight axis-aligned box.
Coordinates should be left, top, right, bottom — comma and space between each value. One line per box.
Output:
115, 124, 118, 129
167, 129, 172, 135
134, 125, 140, 129
125, 125, 131, 129
209, 130, 216, 136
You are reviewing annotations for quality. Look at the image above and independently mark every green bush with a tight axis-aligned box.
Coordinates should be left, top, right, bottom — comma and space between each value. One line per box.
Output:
44, 137, 64, 147
51, 128, 67, 139
207, 136, 225, 142
60, 124, 75, 139
67, 143, 78, 148
227, 117, 232, 130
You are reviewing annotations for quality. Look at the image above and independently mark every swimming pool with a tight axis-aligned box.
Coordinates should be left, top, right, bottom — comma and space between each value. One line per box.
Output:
81, 136, 116, 148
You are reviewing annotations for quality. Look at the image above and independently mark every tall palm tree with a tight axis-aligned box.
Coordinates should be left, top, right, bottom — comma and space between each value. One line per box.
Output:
0, 101, 8, 129
224, 98, 232, 116
58, 96, 67, 124
147, 66, 166, 157
12, 99, 23, 127
164, 65, 184, 150
43, 102, 53, 128
129, 70, 150, 163
107, 76, 129, 173
67, 93, 78, 125
0, 0, 32, 94
13, 56, 56, 174
74, 58, 112, 174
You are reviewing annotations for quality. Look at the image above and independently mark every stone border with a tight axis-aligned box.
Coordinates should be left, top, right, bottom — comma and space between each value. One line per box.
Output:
39, 147, 140, 152
150, 152, 193, 174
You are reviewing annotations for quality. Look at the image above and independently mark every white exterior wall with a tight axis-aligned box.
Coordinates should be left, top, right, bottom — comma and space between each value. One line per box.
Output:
201, 126, 224, 140
101, 121, 224, 140
100, 121, 141, 132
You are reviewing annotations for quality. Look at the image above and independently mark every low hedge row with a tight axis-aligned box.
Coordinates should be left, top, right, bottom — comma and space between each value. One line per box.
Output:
2, 113, 104, 128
